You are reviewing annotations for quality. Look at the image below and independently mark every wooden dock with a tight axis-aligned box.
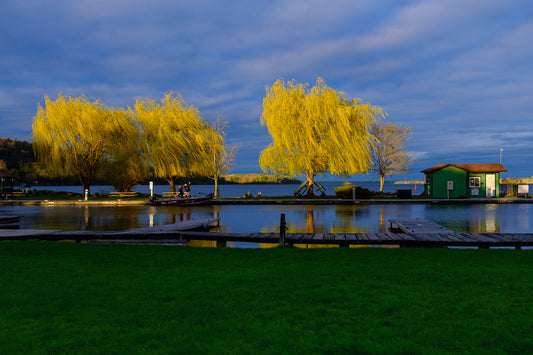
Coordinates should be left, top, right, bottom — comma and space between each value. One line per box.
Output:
0, 215, 20, 224
175, 231, 533, 249
0, 215, 20, 229
389, 218, 453, 234
2, 229, 533, 249
1, 217, 533, 249
0, 218, 218, 245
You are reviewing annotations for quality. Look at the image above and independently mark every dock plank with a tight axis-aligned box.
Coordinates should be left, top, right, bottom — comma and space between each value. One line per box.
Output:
0, 215, 20, 224
366, 233, 382, 241
355, 233, 369, 241
313, 233, 325, 240
390, 218, 453, 234
334, 233, 346, 241
345, 233, 357, 241
114, 218, 219, 235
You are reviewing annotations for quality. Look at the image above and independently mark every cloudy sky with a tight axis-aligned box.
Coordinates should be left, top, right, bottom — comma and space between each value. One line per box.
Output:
1, 0, 532, 180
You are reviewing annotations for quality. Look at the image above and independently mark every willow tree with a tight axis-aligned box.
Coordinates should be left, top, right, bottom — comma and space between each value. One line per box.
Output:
32, 94, 126, 194
99, 114, 148, 192
371, 121, 415, 192
133, 92, 210, 193
204, 116, 237, 198
259, 78, 384, 195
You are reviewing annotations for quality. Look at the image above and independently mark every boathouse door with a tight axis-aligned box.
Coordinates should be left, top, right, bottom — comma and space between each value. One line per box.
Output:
486, 174, 496, 197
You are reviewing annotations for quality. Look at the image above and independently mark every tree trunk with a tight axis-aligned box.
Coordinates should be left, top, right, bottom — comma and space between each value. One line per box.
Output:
379, 174, 385, 192
83, 183, 90, 196
306, 173, 315, 197
78, 174, 91, 196
165, 177, 176, 194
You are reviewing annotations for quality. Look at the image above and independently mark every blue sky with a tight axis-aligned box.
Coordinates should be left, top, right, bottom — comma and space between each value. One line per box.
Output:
1, 0, 532, 181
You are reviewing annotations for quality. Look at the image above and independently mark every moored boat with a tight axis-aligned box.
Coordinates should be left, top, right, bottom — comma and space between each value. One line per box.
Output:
149, 193, 214, 206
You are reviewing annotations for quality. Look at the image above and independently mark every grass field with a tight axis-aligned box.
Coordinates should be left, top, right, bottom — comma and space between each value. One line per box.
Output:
0, 242, 532, 354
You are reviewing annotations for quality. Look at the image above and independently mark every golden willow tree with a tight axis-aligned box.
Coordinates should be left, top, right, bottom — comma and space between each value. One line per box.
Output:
133, 92, 214, 194
371, 121, 415, 192
32, 94, 127, 194
204, 116, 238, 198
259, 78, 384, 195
98, 115, 148, 192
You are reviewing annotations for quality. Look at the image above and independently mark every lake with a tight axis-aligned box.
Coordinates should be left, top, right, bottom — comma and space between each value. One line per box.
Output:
1, 202, 532, 234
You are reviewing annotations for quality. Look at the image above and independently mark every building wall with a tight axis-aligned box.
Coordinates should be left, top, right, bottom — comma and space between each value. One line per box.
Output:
467, 173, 500, 198
430, 166, 467, 198
424, 169, 501, 198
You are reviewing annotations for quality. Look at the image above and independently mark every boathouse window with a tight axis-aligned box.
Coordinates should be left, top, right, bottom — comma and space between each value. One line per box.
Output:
469, 177, 481, 188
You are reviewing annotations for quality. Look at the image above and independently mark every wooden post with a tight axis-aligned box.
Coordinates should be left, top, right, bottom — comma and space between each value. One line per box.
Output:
279, 213, 286, 247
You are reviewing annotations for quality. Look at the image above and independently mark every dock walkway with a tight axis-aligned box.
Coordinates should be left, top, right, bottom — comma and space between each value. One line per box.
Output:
2, 215, 532, 249
2, 229, 533, 249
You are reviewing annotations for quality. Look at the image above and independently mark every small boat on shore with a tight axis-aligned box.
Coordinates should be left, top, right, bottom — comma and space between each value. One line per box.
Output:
149, 193, 214, 206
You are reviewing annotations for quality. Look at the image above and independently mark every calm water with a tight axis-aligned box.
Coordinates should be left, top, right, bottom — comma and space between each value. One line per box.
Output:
1, 203, 532, 234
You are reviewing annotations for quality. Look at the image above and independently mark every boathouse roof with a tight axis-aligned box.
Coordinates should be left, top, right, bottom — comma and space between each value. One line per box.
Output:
421, 164, 507, 174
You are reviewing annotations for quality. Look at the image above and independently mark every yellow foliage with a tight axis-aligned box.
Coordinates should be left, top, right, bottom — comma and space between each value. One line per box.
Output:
32, 93, 128, 192
259, 78, 384, 184
132, 92, 212, 189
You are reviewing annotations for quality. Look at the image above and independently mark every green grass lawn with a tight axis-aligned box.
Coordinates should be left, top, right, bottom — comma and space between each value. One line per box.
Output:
0, 243, 532, 354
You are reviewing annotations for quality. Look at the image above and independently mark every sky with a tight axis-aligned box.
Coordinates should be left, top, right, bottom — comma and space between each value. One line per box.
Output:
1, 0, 532, 181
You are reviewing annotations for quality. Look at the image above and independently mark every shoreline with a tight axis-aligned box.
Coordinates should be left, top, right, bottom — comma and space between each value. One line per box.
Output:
1, 197, 533, 206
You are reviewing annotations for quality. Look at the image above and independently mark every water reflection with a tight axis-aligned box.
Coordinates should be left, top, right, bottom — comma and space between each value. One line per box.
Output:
1, 203, 533, 234
333, 205, 372, 233
426, 204, 502, 233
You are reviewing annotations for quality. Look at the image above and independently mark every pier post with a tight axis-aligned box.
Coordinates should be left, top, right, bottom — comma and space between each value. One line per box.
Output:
279, 213, 286, 247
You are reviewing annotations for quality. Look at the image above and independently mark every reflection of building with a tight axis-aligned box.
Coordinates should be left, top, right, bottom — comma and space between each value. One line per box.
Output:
422, 164, 507, 199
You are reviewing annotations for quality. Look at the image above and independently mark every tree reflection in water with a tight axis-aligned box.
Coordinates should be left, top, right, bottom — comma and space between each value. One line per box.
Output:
6, 203, 533, 235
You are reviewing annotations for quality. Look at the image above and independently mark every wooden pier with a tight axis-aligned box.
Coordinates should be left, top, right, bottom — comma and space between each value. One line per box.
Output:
1, 217, 533, 249
0, 215, 20, 229
2, 229, 533, 249
175, 231, 533, 249
389, 218, 453, 234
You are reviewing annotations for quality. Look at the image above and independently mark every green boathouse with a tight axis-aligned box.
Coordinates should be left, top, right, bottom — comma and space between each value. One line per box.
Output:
422, 164, 507, 199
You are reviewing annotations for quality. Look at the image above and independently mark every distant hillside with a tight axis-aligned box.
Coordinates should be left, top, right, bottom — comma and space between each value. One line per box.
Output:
223, 174, 301, 184
0, 138, 34, 169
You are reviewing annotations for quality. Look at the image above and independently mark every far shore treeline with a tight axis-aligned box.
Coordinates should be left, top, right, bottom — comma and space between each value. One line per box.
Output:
2, 78, 419, 196
0, 138, 299, 186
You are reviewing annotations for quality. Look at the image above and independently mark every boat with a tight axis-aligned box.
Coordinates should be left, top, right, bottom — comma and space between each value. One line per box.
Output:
149, 193, 214, 206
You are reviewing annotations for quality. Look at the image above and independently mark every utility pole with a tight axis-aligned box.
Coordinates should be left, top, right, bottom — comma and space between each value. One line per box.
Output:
500, 148, 503, 165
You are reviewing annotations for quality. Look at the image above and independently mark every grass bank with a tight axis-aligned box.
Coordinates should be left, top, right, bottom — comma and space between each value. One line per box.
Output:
1, 243, 532, 354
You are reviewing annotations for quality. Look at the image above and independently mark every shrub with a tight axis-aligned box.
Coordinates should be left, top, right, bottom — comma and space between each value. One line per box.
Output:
334, 183, 371, 199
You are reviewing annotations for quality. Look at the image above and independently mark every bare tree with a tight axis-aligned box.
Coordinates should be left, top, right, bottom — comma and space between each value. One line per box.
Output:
205, 115, 237, 198
371, 121, 415, 192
